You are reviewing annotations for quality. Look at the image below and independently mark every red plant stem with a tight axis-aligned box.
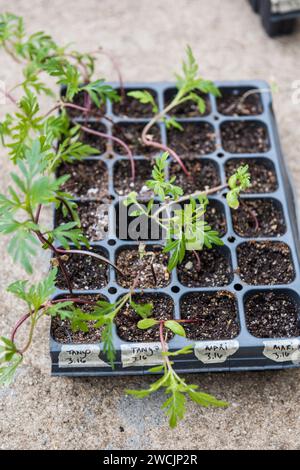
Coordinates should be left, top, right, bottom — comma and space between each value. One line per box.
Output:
141, 133, 190, 177
34, 205, 74, 293
56, 247, 123, 275
80, 124, 135, 181
192, 250, 201, 272
10, 312, 31, 344
97, 48, 125, 101
56, 197, 77, 222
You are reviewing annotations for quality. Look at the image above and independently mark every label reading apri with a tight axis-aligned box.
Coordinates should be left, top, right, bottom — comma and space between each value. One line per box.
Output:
121, 342, 164, 368
58, 344, 109, 368
271, 0, 300, 14
194, 340, 239, 364
263, 339, 300, 363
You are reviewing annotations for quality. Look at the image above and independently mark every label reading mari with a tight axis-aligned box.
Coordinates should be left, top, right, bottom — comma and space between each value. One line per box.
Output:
263, 339, 300, 363
194, 340, 239, 364
271, 0, 300, 14
58, 344, 109, 368
121, 342, 164, 368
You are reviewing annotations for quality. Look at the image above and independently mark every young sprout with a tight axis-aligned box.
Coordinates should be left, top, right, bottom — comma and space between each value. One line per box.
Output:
128, 46, 221, 176
124, 153, 250, 271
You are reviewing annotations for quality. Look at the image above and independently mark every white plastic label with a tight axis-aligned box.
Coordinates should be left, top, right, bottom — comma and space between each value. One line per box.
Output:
271, 0, 300, 14
58, 344, 109, 368
121, 342, 164, 368
263, 339, 300, 363
194, 340, 239, 364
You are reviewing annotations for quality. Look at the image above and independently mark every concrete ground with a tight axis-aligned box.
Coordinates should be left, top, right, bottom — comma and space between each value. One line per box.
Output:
0, 0, 300, 450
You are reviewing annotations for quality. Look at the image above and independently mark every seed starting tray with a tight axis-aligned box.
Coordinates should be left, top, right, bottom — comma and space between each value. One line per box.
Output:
50, 81, 300, 376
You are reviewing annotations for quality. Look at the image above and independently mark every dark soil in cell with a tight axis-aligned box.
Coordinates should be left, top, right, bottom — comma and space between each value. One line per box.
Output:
225, 158, 277, 193
55, 248, 109, 290
116, 294, 174, 342
167, 123, 216, 157
164, 88, 211, 117
55, 201, 110, 241
113, 159, 153, 196
113, 88, 158, 118
245, 291, 300, 338
217, 89, 263, 116
206, 201, 227, 237
237, 242, 294, 285
80, 122, 108, 155
232, 199, 286, 237
169, 159, 221, 194
51, 294, 106, 343
64, 91, 106, 119
116, 246, 170, 288
177, 248, 232, 287
112, 123, 161, 156
57, 160, 109, 200
221, 121, 270, 153
180, 291, 239, 340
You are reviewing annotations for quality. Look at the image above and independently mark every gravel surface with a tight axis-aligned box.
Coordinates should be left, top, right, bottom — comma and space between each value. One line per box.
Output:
0, 0, 300, 451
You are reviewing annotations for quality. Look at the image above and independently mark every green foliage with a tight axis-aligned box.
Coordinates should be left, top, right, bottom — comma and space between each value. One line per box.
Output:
0, 139, 87, 272
81, 79, 120, 107
176, 45, 220, 99
0, 336, 23, 387
48, 222, 89, 250
130, 301, 153, 319
126, 351, 227, 428
127, 90, 158, 113
145, 152, 183, 200
226, 165, 251, 209
7, 268, 57, 310
137, 318, 158, 329
164, 320, 186, 337
0, 12, 24, 46
128, 319, 227, 427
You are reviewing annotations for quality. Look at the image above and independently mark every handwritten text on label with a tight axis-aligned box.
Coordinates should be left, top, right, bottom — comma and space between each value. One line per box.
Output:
58, 344, 109, 368
263, 339, 300, 363
121, 342, 164, 368
194, 340, 239, 364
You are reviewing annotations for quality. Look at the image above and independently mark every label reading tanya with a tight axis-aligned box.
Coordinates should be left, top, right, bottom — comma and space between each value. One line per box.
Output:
271, 0, 300, 14
263, 339, 300, 363
194, 340, 239, 364
121, 342, 164, 368
58, 344, 109, 368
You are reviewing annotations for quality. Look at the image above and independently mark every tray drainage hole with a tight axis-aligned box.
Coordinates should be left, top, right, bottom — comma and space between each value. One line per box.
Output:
217, 152, 224, 158
108, 287, 117, 294
214, 115, 220, 121
228, 236, 236, 243
222, 192, 228, 199
108, 239, 116, 246
234, 283, 243, 291
171, 286, 180, 293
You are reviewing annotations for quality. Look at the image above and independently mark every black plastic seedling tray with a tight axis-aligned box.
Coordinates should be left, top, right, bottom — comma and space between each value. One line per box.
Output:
50, 80, 300, 377
248, 0, 300, 36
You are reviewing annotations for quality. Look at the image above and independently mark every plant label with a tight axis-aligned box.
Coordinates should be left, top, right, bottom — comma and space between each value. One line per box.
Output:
121, 342, 164, 367
58, 344, 109, 368
263, 339, 300, 363
194, 340, 239, 364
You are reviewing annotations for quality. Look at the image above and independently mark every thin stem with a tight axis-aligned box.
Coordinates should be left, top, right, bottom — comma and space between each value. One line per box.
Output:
56, 197, 77, 222
33, 205, 74, 293
141, 98, 190, 176
152, 183, 228, 220
80, 124, 135, 181
97, 47, 125, 100
192, 250, 201, 272
56, 248, 123, 275
11, 312, 31, 343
